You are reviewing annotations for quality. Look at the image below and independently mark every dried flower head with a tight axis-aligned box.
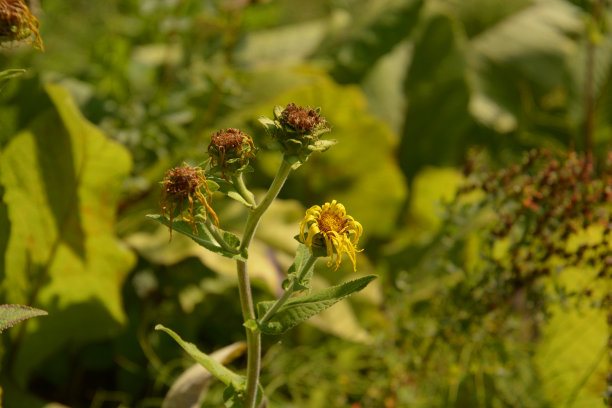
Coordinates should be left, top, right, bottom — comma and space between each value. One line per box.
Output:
0, 0, 43, 50
279, 103, 326, 133
299, 200, 363, 271
161, 165, 218, 238
208, 128, 257, 179
258, 103, 334, 166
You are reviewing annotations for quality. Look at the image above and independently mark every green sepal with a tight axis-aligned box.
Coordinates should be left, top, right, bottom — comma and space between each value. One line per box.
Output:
256, 275, 377, 335
294, 234, 329, 258
243, 319, 259, 333
155, 324, 246, 389
273, 105, 284, 119
147, 214, 246, 261
308, 138, 337, 152
206, 175, 255, 208
0, 305, 47, 333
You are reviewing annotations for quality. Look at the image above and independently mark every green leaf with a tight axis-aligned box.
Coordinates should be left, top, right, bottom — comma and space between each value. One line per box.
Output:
315, 0, 424, 83
286, 243, 316, 292
206, 175, 254, 208
163, 342, 247, 408
156, 324, 245, 389
147, 214, 246, 261
399, 14, 474, 183
0, 305, 47, 333
534, 267, 607, 407
0, 69, 26, 90
257, 275, 377, 335
0, 83, 135, 384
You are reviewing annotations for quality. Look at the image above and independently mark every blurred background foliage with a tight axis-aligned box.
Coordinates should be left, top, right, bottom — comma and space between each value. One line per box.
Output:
1, 0, 612, 407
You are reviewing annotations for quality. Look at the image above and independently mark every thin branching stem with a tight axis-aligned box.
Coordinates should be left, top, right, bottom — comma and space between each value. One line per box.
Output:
260, 254, 317, 324
236, 156, 293, 408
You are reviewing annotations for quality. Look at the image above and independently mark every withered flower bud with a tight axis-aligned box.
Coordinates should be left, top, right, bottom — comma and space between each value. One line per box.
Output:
0, 0, 43, 50
258, 103, 335, 166
161, 165, 218, 239
208, 128, 257, 179
279, 103, 326, 133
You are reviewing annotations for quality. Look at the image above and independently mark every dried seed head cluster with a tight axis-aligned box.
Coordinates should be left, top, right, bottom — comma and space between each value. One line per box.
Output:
0, 0, 42, 49
457, 148, 612, 295
280, 103, 326, 133
161, 165, 218, 238
299, 200, 363, 271
208, 128, 257, 179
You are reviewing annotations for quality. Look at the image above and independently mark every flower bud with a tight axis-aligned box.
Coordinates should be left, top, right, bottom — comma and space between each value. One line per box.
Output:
259, 103, 335, 166
208, 128, 257, 179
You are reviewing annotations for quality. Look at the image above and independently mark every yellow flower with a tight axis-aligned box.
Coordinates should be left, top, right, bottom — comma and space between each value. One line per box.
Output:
299, 200, 363, 271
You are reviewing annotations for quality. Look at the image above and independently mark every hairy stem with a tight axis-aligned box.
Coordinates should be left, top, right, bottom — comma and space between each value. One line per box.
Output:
260, 254, 317, 324
236, 157, 293, 408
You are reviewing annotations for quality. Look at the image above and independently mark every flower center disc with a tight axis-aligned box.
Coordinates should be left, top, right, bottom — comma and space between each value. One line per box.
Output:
318, 213, 343, 234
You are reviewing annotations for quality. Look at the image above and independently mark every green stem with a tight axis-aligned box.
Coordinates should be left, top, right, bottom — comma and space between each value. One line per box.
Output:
260, 254, 317, 324
236, 156, 293, 408
232, 173, 256, 207
204, 216, 239, 254
240, 158, 292, 252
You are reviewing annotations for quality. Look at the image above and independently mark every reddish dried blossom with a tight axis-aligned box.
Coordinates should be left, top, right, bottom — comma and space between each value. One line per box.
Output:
161, 165, 218, 238
0, 0, 42, 49
280, 103, 326, 133
208, 128, 257, 179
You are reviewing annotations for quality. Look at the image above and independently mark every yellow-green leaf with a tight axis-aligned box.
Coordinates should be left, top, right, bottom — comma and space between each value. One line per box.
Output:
0, 83, 135, 384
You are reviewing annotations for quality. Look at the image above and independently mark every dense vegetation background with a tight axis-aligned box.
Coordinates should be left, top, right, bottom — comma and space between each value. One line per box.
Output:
1, 0, 612, 407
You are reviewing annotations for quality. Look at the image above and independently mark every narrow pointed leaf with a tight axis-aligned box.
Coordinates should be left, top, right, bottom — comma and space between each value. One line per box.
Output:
155, 324, 245, 389
0, 305, 47, 333
257, 275, 377, 335
206, 175, 254, 208
147, 214, 246, 261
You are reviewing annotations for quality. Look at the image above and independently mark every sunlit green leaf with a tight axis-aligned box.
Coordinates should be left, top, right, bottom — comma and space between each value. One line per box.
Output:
156, 324, 245, 388
0, 83, 136, 384
257, 275, 376, 335
0, 305, 47, 333
147, 214, 245, 261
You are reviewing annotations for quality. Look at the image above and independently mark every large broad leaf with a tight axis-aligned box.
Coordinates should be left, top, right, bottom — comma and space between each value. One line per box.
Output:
468, 0, 583, 134
315, 0, 424, 83
0, 305, 47, 333
534, 267, 607, 407
399, 13, 475, 183
0, 83, 135, 384
257, 275, 376, 335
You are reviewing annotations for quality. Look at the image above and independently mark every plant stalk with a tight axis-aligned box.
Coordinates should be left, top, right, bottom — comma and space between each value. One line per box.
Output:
236, 157, 293, 408
260, 254, 317, 324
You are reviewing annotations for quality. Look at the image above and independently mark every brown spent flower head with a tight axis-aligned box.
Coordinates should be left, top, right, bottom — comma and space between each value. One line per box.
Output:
280, 103, 326, 133
0, 0, 43, 50
208, 128, 257, 179
161, 165, 219, 239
